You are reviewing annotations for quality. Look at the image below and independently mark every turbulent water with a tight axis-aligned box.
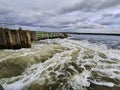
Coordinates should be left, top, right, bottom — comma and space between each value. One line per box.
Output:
0, 36, 120, 90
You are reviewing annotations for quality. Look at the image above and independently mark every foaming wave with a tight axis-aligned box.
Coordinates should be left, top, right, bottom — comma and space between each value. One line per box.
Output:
0, 38, 120, 90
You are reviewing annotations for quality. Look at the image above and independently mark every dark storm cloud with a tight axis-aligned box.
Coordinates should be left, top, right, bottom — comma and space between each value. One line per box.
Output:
102, 14, 114, 18
99, 21, 114, 25
114, 13, 120, 18
98, 0, 120, 10
99, 21, 120, 25
58, 0, 97, 14
0, 9, 11, 15
0, 7, 13, 15
58, 0, 120, 14
96, 13, 120, 26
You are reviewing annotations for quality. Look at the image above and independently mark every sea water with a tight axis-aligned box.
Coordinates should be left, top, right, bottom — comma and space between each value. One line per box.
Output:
0, 35, 120, 90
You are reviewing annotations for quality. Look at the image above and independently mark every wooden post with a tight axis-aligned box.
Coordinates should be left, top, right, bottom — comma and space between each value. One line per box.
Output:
19, 30, 31, 48
10, 30, 21, 49
30, 31, 36, 41
0, 29, 7, 49
0, 29, 33, 49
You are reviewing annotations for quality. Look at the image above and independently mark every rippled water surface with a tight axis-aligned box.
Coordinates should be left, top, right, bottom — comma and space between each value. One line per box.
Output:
0, 36, 120, 90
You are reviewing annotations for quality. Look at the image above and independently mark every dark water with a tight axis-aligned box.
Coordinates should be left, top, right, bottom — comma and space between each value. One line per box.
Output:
68, 34, 120, 90
0, 35, 120, 90
69, 34, 120, 49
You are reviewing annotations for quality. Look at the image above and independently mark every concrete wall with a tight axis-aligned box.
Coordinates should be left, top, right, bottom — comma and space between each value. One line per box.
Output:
0, 28, 36, 49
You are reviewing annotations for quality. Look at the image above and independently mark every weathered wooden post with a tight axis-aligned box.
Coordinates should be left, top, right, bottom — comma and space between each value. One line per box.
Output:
47, 33, 48, 39
30, 31, 36, 41
53, 33, 55, 38
3, 29, 22, 49
26, 31, 31, 48
0, 29, 7, 49
10, 30, 22, 49
19, 30, 31, 48
0, 28, 34, 49
4, 29, 12, 49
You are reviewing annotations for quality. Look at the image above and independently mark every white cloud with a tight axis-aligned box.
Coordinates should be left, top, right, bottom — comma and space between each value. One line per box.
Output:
0, 0, 120, 33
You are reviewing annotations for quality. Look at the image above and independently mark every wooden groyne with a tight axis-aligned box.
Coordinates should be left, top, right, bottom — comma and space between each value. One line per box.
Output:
0, 28, 68, 49
36, 32, 68, 40
0, 28, 36, 49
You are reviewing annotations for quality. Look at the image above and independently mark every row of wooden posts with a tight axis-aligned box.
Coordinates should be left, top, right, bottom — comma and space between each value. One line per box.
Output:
36, 32, 67, 40
0, 28, 36, 49
0, 28, 68, 49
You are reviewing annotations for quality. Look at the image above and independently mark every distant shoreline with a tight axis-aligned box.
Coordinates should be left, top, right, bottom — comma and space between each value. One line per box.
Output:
63, 32, 120, 36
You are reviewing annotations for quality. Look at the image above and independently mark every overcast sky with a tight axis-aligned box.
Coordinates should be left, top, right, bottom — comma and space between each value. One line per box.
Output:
0, 0, 120, 33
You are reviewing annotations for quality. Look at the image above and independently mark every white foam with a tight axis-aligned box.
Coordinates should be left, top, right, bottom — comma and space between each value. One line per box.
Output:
70, 71, 90, 89
1, 38, 120, 90
91, 81, 115, 87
